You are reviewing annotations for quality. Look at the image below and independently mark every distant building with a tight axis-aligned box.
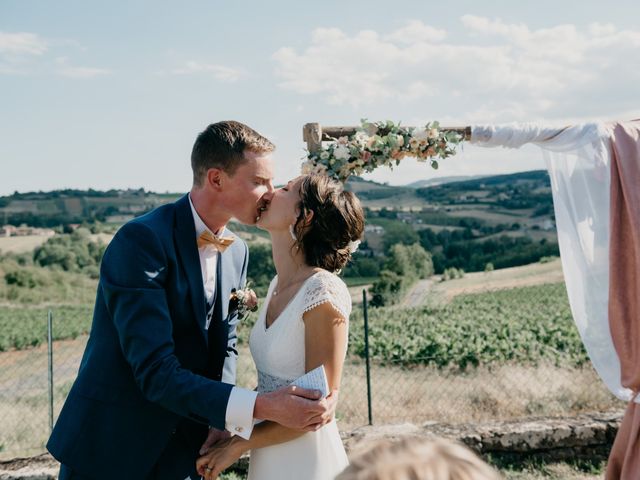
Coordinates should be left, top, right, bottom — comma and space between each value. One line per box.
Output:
0, 225, 16, 237
0, 224, 55, 237
364, 224, 385, 234
541, 219, 555, 231
105, 214, 134, 224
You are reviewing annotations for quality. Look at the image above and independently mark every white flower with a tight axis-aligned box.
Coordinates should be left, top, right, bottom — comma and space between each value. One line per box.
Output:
347, 239, 361, 253
428, 128, 439, 139
320, 151, 330, 160
412, 128, 429, 141
354, 131, 369, 147
333, 144, 350, 161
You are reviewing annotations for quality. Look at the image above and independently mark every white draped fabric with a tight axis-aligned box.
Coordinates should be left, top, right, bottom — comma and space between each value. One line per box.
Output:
470, 123, 633, 402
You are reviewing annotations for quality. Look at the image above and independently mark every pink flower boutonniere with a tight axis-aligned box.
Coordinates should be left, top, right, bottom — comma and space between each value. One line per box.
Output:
230, 283, 259, 319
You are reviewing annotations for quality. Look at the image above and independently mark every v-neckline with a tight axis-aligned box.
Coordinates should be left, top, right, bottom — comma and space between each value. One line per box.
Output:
263, 272, 320, 332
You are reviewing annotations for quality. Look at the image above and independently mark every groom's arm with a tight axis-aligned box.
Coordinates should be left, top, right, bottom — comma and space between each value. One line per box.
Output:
221, 242, 258, 439
221, 240, 248, 385
101, 221, 235, 430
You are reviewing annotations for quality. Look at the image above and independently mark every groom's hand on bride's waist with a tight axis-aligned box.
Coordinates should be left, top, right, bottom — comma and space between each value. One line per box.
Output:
253, 385, 338, 431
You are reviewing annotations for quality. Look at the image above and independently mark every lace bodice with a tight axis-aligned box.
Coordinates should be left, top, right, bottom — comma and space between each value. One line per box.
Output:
249, 270, 351, 393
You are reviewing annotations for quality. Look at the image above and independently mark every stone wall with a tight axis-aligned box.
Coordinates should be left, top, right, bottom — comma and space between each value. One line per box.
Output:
0, 411, 622, 479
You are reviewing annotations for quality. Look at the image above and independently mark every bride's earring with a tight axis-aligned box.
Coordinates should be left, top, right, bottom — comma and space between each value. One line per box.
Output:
289, 224, 297, 241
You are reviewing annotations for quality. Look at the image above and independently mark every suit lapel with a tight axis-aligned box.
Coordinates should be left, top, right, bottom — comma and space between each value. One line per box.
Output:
173, 194, 208, 344
217, 245, 232, 323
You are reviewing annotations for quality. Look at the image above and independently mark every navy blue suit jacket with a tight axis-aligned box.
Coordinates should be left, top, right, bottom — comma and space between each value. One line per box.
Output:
47, 194, 249, 479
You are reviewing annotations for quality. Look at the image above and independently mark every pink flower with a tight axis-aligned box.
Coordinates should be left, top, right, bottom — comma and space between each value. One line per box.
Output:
361, 151, 372, 162
244, 289, 258, 310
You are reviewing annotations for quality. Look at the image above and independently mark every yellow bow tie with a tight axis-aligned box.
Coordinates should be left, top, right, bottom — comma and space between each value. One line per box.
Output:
197, 231, 234, 253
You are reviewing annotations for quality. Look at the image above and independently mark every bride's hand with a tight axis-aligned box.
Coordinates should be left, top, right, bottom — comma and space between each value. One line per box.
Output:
196, 436, 248, 480
199, 427, 231, 455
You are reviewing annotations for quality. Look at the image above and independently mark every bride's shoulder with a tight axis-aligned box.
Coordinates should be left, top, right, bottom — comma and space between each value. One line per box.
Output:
308, 269, 347, 287
304, 269, 350, 301
302, 269, 352, 319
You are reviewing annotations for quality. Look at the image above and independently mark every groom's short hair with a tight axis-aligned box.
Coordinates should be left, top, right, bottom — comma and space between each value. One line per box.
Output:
191, 121, 275, 186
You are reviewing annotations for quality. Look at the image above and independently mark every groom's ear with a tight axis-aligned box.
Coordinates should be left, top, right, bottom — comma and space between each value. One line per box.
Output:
206, 168, 224, 191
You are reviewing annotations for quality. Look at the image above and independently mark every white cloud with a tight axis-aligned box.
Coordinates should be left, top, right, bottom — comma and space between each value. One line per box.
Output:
54, 57, 111, 78
0, 31, 49, 74
171, 61, 242, 82
0, 33, 111, 78
272, 17, 640, 121
384, 20, 447, 44
0, 31, 48, 56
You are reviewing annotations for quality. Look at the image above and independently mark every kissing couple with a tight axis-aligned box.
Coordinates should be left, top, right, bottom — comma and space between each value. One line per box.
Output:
47, 120, 365, 480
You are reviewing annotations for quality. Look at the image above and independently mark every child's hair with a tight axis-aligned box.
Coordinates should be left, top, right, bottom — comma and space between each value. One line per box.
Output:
336, 436, 502, 480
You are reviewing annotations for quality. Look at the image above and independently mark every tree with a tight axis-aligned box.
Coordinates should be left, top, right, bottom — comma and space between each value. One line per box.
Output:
385, 243, 433, 279
369, 270, 403, 307
381, 222, 419, 252
246, 243, 275, 296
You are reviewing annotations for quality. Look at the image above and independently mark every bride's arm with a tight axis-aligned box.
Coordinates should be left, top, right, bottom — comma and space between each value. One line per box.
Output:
247, 301, 348, 447
197, 302, 348, 478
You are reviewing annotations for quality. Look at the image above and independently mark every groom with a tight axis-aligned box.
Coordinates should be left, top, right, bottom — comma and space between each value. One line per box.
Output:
47, 121, 335, 479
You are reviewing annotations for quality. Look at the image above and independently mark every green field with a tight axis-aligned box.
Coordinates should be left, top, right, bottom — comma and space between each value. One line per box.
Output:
0, 305, 93, 351
2, 280, 583, 371
349, 282, 585, 369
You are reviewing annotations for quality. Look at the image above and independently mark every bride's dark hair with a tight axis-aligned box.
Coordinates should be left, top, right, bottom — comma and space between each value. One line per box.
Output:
292, 174, 365, 272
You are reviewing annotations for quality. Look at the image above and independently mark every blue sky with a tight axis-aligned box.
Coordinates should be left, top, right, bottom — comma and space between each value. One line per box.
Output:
1, 0, 639, 195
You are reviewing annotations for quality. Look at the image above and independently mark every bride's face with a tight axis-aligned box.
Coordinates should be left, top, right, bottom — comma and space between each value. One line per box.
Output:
257, 175, 305, 232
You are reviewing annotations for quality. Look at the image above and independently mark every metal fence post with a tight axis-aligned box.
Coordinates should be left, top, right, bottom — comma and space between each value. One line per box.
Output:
362, 289, 373, 425
47, 310, 54, 433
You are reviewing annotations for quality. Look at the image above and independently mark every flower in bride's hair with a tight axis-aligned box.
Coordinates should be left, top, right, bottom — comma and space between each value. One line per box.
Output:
347, 239, 361, 253
301, 159, 315, 174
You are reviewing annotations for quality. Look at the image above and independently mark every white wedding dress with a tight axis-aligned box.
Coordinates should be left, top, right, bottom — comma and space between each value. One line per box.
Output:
247, 269, 351, 480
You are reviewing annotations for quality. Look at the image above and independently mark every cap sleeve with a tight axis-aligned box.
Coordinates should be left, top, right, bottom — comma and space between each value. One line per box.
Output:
301, 271, 352, 320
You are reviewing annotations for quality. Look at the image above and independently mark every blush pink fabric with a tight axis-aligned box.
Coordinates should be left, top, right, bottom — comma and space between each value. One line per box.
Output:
606, 121, 640, 480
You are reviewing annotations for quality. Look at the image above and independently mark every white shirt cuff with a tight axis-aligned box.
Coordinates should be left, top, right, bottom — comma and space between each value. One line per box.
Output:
225, 387, 258, 440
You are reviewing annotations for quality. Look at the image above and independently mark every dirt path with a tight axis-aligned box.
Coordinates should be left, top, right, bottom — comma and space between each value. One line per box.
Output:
401, 278, 433, 307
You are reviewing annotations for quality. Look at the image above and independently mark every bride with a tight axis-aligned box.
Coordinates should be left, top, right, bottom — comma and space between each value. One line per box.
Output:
196, 173, 365, 480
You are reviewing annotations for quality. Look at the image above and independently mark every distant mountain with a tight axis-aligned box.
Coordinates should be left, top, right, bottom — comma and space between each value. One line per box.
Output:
405, 175, 488, 189
0, 170, 553, 228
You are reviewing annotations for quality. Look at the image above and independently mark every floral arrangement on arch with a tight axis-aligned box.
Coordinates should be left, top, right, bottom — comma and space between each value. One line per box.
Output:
302, 119, 464, 182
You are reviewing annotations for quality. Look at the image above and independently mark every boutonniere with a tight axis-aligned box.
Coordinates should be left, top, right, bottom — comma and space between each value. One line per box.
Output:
230, 282, 259, 319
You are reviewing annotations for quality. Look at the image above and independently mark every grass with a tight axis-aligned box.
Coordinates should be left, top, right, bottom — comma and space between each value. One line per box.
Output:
497, 459, 605, 479
429, 258, 565, 302
343, 276, 378, 287
0, 334, 621, 461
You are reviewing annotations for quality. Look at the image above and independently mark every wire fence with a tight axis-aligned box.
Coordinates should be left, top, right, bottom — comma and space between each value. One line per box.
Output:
0, 288, 622, 461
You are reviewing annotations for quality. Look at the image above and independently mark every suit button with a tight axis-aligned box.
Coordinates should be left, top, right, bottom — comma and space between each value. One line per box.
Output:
235, 427, 244, 433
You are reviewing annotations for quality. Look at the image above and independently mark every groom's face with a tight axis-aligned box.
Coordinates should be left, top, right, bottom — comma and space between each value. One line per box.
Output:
221, 150, 274, 225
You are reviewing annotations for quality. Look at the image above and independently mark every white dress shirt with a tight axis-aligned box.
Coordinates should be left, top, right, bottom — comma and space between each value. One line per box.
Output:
188, 195, 257, 440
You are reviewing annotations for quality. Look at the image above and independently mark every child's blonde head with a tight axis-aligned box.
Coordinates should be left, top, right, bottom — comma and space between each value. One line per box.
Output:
336, 436, 502, 480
